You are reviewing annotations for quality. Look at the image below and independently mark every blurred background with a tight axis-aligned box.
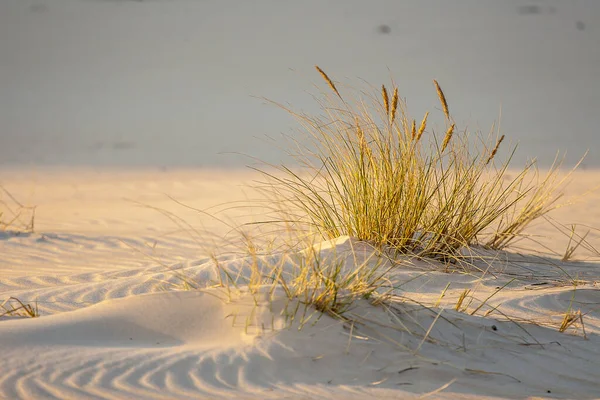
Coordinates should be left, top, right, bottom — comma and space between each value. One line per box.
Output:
1, 0, 598, 169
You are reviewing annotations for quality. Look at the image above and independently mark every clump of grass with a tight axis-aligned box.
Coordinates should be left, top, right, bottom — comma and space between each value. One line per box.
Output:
197, 233, 465, 355
281, 244, 393, 319
0, 297, 39, 318
484, 157, 577, 250
255, 67, 572, 261
209, 235, 395, 325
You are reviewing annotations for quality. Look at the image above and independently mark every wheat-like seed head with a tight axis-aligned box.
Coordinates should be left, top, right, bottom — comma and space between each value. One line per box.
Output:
382, 85, 390, 116
416, 111, 429, 141
411, 119, 416, 139
433, 80, 450, 120
486, 134, 505, 165
315, 66, 342, 99
390, 87, 399, 124
441, 123, 455, 152
355, 117, 372, 163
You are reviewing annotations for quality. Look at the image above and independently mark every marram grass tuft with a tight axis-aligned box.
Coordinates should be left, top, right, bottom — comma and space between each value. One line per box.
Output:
254, 67, 573, 261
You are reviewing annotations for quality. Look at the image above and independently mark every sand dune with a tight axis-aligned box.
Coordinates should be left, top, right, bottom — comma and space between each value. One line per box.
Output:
1, 169, 599, 399
1, 234, 599, 399
2, 0, 600, 398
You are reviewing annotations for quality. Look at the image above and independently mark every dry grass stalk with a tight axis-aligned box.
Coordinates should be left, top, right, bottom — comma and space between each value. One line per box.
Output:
433, 80, 449, 119
315, 65, 342, 100
541, 216, 599, 261
485, 158, 576, 250
562, 224, 590, 261
486, 134, 505, 165
454, 289, 471, 312
0, 297, 39, 318
435, 283, 451, 307
470, 278, 515, 315
0, 185, 36, 233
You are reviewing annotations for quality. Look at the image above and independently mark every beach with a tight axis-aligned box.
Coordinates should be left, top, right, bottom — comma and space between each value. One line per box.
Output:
2, 1, 600, 399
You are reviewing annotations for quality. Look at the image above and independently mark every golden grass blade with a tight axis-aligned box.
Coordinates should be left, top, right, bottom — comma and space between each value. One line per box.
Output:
455, 289, 470, 312
470, 278, 515, 315
435, 282, 451, 307
561, 224, 590, 261
415, 307, 444, 353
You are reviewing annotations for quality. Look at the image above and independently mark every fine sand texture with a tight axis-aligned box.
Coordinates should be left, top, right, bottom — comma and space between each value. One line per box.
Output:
1, 168, 599, 399
2, 1, 600, 398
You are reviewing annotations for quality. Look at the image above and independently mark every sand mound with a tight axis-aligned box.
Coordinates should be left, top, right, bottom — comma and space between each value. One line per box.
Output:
1, 232, 599, 399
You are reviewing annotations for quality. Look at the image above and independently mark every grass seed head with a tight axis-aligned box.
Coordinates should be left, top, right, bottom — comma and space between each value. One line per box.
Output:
416, 111, 429, 141
382, 85, 390, 116
390, 87, 399, 124
315, 65, 342, 99
486, 134, 505, 165
441, 123, 455, 152
433, 80, 450, 120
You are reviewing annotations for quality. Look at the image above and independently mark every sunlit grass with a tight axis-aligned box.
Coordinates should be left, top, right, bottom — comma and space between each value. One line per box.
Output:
252, 67, 575, 262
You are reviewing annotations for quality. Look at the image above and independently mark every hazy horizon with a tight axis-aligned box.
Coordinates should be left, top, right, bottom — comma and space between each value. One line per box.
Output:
1, 0, 599, 169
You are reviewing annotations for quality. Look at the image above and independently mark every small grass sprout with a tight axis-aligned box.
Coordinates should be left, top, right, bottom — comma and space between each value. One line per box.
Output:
0, 185, 35, 233
559, 308, 586, 337
1, 297, 39, 318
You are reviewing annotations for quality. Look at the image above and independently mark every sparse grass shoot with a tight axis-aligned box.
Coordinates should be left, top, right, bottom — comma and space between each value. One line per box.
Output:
0, 184, 35, 233
1, 297, 39, 318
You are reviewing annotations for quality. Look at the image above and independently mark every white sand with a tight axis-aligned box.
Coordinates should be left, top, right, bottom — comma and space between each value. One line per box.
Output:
1, 168, 599, 399
1, 0, 600, 398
